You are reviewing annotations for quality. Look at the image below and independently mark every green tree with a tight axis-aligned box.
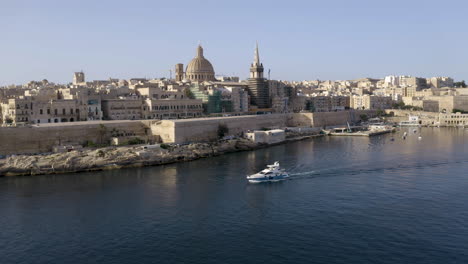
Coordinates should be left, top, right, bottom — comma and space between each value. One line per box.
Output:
454, 80, 467, 88
360, 114, 369, 122
392, 101, 405, 109
217, 123, 229, 139
452, 108, 468, 114
184, 88, 195, 99
376, 109, 385, 117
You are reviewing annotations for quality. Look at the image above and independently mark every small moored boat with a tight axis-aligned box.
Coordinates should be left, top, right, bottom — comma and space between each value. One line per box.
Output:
247, 162, 289, 183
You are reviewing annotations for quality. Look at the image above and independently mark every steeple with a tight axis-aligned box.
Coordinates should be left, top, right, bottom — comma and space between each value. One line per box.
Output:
253, 41, 260, 66
250, 42, 264, 79
197, 44, 204, 58
247, 41, 269, 108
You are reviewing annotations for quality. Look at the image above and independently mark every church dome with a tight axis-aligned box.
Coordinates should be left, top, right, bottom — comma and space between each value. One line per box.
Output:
185, 45, 215, 82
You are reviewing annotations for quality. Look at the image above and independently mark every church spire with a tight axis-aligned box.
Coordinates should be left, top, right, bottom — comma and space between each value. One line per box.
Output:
253, 41, 260, 66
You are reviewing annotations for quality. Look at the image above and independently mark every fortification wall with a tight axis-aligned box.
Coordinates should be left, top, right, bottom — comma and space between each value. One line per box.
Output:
289, 110, 377, 128
0, 111, 380, 155
169, 114, 289, 143
0, 121, 149, 155
385, 109, 439, 118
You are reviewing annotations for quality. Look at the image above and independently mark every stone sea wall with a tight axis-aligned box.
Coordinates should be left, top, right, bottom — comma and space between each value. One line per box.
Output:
0, 111, 376, 155
0, 121, 150, 155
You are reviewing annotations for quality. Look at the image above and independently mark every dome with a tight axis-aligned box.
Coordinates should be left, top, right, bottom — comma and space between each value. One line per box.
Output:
185, 45, 215, 82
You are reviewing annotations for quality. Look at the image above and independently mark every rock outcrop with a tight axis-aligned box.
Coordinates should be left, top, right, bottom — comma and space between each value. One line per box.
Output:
0, 133, 321, 177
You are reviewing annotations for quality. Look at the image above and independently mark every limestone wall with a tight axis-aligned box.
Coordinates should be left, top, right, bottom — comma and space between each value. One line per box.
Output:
170, 114, 289, 143
289, 110, 377, 128
0, 110, 381, 155
0, 121, 149, 155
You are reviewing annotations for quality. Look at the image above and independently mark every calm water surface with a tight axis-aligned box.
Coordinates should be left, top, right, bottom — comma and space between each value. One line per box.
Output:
1, 128, 468, 264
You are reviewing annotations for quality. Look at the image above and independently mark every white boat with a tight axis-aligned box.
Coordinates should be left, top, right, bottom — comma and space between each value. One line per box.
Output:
247, 162, 289, 183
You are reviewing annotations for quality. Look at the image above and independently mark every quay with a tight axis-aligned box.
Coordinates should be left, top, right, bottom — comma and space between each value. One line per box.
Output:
328, 125, 395, 137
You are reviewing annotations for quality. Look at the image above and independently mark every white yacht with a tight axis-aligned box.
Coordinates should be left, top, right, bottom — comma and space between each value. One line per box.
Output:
247, 162, 289, 183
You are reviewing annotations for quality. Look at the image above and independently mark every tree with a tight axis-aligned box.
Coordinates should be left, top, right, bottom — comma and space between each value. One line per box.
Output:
217, 123, 229, 139
454, 80, 467, 88
376, 109, 385, 117
452, 108, 468, 114
360, 114, 369, 122
184, 88, 195, 99
98, 124, 107, 144
392, 101, 405, 109
306, 101, 315, 112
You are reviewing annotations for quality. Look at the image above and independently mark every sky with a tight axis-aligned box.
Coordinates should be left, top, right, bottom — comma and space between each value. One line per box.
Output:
1, 0, 467, 85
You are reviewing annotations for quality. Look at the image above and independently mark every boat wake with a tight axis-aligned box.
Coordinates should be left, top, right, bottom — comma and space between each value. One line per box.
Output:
286, 159, 468, 181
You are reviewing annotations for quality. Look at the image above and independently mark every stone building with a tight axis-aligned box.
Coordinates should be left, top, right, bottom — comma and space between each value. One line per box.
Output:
224, 86, 249, 113
143, 98, 203, 119
73, 71, 85, 85
427, 77, 454, 88
175, 63, 184, 82
439, 112, 468, 126
310, 96, 350, 112
351, 95, 393, 110
1, 94, 88, 125
102, 99, 144, 120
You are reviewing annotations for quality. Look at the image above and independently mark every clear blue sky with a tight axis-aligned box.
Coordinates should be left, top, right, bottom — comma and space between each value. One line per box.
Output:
1, 0, 467, 85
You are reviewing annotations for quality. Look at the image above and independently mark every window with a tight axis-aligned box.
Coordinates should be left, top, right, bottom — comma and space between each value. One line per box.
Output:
47, 109, 51, 114
54, 109, 58, 115
70, 109, 74, 114
40, 109, 43, 115
62, 109, 66, 115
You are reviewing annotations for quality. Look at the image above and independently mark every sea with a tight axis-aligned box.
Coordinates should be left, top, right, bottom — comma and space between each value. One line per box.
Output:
1, 127, 467, 264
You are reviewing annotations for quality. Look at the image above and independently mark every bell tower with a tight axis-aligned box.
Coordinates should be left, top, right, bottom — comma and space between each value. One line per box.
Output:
247, 42, 269, 108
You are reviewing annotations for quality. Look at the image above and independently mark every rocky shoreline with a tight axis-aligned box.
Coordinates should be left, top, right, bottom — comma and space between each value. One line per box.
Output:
0, 134, 323, 177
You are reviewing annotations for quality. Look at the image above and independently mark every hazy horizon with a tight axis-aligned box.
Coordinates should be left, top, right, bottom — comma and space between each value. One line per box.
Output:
1, 0, 467, 85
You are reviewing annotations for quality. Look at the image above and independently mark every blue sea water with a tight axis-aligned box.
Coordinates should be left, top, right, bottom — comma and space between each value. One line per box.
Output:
1, 127, 467, 264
